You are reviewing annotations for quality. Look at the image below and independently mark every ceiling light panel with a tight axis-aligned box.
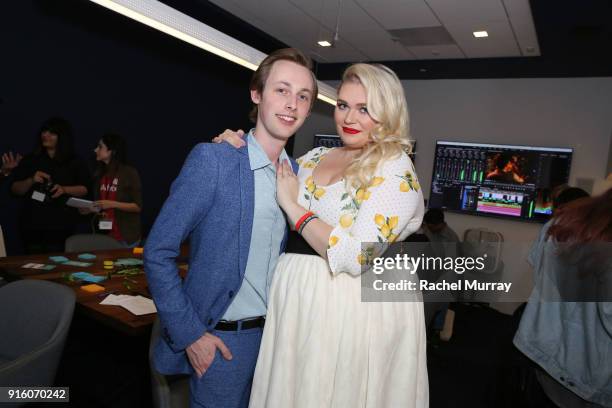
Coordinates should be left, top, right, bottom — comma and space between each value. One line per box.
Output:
355, 0, 440, 30
424, 0, 521, 57
90, 0, 266, 69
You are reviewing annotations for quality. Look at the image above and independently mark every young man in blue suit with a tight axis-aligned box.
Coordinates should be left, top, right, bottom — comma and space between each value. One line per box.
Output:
144, 48, 318, 407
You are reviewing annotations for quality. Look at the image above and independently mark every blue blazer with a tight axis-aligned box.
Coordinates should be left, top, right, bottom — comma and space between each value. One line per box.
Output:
144, 142, 298, 374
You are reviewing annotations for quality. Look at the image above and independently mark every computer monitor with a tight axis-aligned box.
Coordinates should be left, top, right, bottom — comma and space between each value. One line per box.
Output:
313, 134, 417, 162
428, 141, 573, 222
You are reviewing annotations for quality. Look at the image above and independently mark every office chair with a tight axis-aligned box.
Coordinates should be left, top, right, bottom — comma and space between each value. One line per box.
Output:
149, 319, 190, 408
65, 233, 123, 252
0, 225, 6, 258
0, 280, 75, 394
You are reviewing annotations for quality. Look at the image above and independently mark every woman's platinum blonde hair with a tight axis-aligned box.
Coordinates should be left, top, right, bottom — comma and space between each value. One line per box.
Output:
340, 63, 413, 191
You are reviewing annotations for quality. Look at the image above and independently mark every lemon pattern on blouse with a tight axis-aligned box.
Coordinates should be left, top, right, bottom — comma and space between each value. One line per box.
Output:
297, 147, 419, 257
338, 176, 386, 231
304, 176, 326, 209
297, 147, 326, 169
328, 235, 339, 248
397, 170, 420, 192
374, 213, 399, 243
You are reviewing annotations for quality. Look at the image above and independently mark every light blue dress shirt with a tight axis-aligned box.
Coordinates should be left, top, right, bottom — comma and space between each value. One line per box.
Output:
222, 130, 289, 321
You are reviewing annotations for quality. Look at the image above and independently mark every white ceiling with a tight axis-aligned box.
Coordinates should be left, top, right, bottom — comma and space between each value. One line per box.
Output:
208, 0, 540, 63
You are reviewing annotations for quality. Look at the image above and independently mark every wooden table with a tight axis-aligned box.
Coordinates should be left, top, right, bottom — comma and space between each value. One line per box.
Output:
0, 248, 187, 336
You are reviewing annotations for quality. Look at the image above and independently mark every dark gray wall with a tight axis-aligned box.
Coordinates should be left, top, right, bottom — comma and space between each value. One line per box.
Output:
0, 1, 272, 254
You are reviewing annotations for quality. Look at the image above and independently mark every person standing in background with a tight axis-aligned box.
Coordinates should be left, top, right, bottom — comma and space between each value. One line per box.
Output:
514, 188, 612, 408
85, 133, 142, 247
11, 117, 90, 254
422, 208, 460, 259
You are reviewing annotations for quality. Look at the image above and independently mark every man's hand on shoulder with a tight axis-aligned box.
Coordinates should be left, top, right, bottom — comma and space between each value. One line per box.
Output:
186, 332, 233, 378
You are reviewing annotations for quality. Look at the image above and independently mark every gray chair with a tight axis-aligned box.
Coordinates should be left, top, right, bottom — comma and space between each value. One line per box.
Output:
0, 280, 76, 389
149, 318, 190, 408
0, 225, 5, 287
65, 233, 124, 252
0, 224, 6, 258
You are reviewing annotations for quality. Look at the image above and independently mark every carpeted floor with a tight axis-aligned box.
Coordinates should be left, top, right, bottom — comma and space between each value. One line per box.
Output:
49, 303, 557, 408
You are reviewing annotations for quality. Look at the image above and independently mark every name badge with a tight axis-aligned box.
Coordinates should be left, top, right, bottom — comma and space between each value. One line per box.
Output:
32, 191, 46, 202
99, 220, 113, 230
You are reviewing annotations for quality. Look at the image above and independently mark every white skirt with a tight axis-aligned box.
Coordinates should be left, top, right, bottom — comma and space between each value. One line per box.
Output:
249, 253, 429, 408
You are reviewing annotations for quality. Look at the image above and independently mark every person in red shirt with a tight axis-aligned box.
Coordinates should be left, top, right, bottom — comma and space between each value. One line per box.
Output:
91, 133, 142, 247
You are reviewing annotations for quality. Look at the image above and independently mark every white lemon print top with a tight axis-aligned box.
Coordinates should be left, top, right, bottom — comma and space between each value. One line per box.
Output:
296, 146, 425, 276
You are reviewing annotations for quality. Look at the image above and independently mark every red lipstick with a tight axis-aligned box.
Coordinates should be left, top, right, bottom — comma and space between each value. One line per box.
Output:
342, 127, 360, 134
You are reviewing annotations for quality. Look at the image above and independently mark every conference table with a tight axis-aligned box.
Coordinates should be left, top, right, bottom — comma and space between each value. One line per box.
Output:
0, 248, 188, 336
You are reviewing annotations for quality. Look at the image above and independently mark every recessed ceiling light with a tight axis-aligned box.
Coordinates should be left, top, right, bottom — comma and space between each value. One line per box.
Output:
317, 40, 332, 47
473, 31, 488, 38
419, 68, 427, 72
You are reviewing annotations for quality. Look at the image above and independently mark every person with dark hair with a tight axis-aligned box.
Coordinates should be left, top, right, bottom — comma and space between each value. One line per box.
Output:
552, 186, 589, 213
421, 207, 460, 339
144, 48, 316, 408
529, 186, 591, 269
83, 133, 142, 247
514, 188, 612, 407
10, 117, 90, 254
423, 208, 460, 258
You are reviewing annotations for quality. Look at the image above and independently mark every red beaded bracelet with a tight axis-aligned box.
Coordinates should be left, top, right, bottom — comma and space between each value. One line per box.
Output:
295, 211, 314, 232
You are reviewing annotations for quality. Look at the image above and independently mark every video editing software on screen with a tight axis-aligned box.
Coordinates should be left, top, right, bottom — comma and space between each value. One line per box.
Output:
429, 141, 573, 222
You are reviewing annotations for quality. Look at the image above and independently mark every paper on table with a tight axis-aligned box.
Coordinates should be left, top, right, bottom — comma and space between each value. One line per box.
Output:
121, 296, 157, 316
100, 294, 156, 315
100, 294, 130, 305
22, 263, 47, 269
66, 197, 99, 212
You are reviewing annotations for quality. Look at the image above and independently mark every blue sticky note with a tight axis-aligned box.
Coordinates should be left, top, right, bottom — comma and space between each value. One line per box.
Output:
83, 275, 106, 283
49, 256, 69, 263
78, 253, 97, 260
71, 272, 106, 283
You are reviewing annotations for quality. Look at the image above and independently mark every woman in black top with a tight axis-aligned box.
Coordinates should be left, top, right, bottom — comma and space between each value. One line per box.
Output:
11, 117, 91, 253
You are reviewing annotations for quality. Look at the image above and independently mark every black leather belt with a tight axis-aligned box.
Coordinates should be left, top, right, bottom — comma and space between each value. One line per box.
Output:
214, 316, 265, 331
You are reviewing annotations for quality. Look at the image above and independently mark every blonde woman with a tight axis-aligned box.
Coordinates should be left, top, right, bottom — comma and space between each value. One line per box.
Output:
218, 63, 428, 407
